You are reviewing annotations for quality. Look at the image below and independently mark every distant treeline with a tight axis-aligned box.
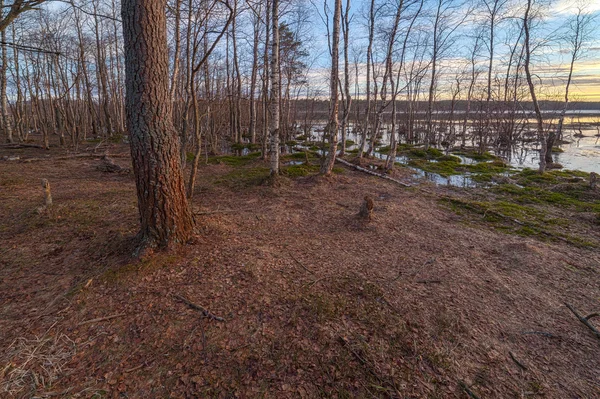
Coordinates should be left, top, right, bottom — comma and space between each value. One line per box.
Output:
293, 99, 600, 115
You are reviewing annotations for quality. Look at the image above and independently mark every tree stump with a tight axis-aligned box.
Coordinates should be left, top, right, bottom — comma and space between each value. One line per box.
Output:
358, 195, 374, 221
41, 178, 52, 207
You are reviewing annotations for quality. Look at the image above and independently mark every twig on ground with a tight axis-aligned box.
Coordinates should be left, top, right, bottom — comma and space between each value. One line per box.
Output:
521, 331, 555, 338
458, 380, 481, 399
289, 252, 315, 274
124, 358, 154, 373
77, 313, 125, 326
302, 276, 327, 289
509, 351, 527, 371
173, 294, 226, 322
585, 313, 599, 321
412, 258, 436, 279
194, 207, 254, 216
416, 279, 442, 284
338, 336, 394, 392
565, 303, 600, 339
194, 209, 239, 215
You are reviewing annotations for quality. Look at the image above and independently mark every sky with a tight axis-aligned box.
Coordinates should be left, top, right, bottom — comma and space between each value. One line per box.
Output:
302, 0, 600, 102
36, 0, 600, 102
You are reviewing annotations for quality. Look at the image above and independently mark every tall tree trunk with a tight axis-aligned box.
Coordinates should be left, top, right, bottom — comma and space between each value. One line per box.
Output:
426, 0, 442, 150
169, 0, 182, 102
248, 7, 261, 144
339, 0, 351, 157
122, 0, 194, 249
269, 0, 280, 175
523, 0, 546, 173
321, 0, 341, 175
11, 25, 23, 142
359, 0, 375, 158
1, 27, 12, 143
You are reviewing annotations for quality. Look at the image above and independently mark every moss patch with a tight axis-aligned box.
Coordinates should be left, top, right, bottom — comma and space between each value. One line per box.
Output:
451, 150, 499, 161
208, 152, 262, 167
441, 197, 593, 247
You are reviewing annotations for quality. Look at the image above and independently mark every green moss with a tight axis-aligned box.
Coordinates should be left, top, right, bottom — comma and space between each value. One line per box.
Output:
492, 182, 600, 213
451, 150, 498, 161
231, 143, 247, 151
408, 156, 509, 178
108, 133, 125, 144
441, 196, 596, 248
214, 167, 270, 187
282, 151, 317, 161
438, 155, 462, 163
551, 147, 564, 153
208, 152, 262, 166
426, 147, 444, 157
378, 145, 392, 154
467, 160, 508, 174
102, 254, 180, 284
282, 164, 319, 177
409, 148, 427, 158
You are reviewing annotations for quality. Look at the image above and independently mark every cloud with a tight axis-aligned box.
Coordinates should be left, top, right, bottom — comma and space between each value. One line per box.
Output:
551, 0, 600, 15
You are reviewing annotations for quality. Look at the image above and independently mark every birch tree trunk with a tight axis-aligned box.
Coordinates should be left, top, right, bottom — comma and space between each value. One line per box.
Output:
339, 0, 351, 157
269, 0, 280, 175
360, 0, 374, 158
320, 0, 341, 175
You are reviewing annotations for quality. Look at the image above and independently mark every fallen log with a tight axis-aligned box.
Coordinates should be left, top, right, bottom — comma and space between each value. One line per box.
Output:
0, 143, 44, 149
96, 154, 130, 173
335, 157, 411, 187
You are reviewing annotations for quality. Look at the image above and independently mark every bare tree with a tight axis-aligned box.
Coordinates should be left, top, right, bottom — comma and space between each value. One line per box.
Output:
522, 0, 546, 173
547, 6, 592, 164
338, 0, 351, 157
270, 0, 280, 175
320, 0, 341, 175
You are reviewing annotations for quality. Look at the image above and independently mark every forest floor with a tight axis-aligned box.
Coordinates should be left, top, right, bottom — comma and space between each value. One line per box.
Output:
1, 142, 600, 398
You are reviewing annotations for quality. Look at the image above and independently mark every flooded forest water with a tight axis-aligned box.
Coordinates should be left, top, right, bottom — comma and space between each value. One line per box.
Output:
290, 112, 600, 187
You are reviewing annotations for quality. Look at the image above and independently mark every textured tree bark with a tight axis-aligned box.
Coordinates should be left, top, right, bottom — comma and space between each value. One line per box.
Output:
122, 0, 194, 249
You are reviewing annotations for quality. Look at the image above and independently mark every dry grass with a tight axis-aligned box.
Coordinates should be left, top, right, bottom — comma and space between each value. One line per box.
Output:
1, 330, 76, 396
